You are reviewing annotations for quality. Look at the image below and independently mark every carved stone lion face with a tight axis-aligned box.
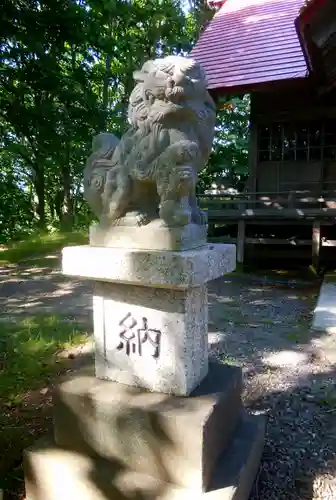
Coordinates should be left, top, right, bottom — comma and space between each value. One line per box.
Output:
128, 56, 214, 129
150, 56, 207, 92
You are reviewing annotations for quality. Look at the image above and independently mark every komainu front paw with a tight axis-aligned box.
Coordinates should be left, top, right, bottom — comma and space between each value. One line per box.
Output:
172, 165, 196, 196
191, 207, 207, 226
136, 212, 151, 226
173, 208, 191, 226
159, 200, 191, 227
101, 200, 119, 223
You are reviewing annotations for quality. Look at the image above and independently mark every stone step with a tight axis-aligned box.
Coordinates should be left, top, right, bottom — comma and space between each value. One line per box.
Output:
24, 413, 265, 500
53, 362, 243, 492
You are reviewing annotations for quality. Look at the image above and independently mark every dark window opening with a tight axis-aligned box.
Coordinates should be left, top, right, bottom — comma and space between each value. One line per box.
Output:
258, 119, 336, 162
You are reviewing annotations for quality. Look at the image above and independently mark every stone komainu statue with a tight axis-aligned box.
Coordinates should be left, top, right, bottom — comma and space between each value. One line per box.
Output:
84, 56, 216, 228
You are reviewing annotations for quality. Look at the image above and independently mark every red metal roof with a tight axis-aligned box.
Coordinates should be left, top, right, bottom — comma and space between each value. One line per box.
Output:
207, 0, 226, 8
191, 0, 309, 93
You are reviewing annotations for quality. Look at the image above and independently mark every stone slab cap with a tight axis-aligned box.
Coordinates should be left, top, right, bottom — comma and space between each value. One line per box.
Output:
24, 414, 265, 500
62, 243, 236, 288
89, 221, 207, 252
53, 362, 242, 492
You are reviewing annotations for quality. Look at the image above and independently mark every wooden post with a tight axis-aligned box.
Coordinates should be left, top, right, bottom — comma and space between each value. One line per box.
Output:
247, 99, 258, 202
288, 191, 294, 208
312, 220, 321, 272
237, 220, 246, 264
208, 222, 215, 238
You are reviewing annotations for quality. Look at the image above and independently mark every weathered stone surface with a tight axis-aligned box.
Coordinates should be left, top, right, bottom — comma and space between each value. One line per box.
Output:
25, 415, 264, 500
61, 244, 236, 289
83, 56, 216, 229
93, 281, 208, 395
89, 220, 207, 251
53, 362, 242, 491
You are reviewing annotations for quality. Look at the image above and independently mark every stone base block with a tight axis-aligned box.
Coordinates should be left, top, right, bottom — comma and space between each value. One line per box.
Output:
53, 362, 242, 492
89, 221, 207, 251
24, 415, 265, 500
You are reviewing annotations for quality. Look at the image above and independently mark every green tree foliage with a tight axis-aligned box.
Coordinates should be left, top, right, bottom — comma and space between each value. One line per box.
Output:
0, 0, 250, 240
185, 0, 216, 39
0, 151, 35, 241
199, 95, 250, 192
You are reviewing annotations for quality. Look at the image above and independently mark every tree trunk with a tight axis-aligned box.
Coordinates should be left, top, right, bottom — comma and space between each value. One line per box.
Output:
34, 163, 46, 229
102, 53, 112, 131
60, 178, 73, 231
59, 135, 73, 231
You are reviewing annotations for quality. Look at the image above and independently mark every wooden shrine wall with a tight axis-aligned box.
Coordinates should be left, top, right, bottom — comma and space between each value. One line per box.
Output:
249, 86, 336, 196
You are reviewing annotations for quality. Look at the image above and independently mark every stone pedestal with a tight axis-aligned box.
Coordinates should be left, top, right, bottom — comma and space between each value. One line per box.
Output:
23, 241, 265, 500
61, 244, 235, 396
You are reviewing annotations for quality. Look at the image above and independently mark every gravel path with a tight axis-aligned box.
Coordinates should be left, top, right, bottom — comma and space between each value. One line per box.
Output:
0, 263, 335, 499
208, 276, 335, 500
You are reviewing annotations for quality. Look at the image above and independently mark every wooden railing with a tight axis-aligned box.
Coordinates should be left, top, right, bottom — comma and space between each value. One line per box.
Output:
197, 190, 336, 268
198, 190, 336, 220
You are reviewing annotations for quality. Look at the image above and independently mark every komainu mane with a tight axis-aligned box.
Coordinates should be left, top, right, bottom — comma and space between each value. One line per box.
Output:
84, 55, 216, 228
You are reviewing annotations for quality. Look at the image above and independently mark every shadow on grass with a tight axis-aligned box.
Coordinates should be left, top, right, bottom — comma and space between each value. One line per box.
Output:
0, 314, 89, 402
0, 231, 93, 324
0, 314, 90, 490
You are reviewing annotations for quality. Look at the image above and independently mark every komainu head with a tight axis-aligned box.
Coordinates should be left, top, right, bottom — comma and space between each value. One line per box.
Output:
127, 56, 216, 153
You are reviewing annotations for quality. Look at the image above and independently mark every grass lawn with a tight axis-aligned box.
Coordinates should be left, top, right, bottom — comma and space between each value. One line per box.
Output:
0, 231, 90, 497
0, 315, 89, 490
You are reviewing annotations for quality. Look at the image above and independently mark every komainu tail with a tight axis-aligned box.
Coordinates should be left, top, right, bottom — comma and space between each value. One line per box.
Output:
83, 132, 120, 218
